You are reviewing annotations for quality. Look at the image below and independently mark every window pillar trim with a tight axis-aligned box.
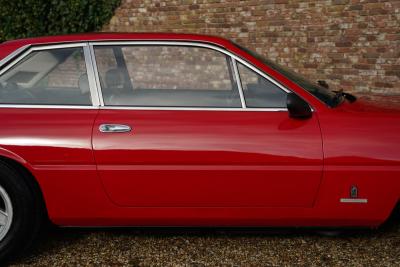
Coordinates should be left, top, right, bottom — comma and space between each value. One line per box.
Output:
83, 45, 101, 107
85, 44, 104, 106
232, 58, 246, 108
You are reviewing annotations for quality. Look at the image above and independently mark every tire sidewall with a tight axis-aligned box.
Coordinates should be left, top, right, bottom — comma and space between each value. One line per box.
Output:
0, 163, 36, 261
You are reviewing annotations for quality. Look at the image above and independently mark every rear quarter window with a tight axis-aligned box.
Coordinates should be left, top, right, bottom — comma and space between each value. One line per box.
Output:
0, 47, 91, 106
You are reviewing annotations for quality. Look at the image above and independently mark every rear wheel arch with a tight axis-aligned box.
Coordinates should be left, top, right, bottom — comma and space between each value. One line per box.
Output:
0, 156, 48, 220
0, 155, 48, 261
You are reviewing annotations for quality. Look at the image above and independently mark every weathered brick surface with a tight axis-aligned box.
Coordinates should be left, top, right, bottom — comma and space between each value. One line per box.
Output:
103, 0, 400, 95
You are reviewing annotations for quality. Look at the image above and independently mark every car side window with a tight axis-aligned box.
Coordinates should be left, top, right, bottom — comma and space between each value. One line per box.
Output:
237, 62, 287, 108
0, 47, 91, 105
94, 45, 242, 108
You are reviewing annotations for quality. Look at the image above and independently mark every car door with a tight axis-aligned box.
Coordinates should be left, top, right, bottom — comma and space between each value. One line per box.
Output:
91, 43, 323, 208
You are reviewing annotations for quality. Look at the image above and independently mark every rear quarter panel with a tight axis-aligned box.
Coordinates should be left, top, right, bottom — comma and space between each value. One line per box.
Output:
0, 108, 112, 223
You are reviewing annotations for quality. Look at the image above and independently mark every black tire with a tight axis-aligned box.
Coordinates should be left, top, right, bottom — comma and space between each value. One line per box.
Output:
0, 161, 45, 262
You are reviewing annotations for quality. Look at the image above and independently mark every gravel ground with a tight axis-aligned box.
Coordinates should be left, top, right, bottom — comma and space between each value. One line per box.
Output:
9, 217, 400, 266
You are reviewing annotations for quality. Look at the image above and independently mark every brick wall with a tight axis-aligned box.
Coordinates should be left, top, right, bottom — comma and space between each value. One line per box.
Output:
103, 0, 400, 96
95, 46, 233, 90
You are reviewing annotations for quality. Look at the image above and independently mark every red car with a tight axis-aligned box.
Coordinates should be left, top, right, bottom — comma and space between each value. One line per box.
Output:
0, 33, 398, 259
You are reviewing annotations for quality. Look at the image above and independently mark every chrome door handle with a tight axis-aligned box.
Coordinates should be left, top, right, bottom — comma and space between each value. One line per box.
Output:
99, 124, 131, 133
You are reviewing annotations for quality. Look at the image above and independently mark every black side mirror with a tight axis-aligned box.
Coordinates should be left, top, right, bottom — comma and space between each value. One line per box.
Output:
287, 93, 312, 119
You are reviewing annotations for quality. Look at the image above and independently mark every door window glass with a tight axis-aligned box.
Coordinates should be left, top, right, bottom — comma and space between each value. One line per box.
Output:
94, 45, 241, 108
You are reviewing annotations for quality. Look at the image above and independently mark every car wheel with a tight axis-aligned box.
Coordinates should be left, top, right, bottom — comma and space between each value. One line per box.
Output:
0, 161, 44, 262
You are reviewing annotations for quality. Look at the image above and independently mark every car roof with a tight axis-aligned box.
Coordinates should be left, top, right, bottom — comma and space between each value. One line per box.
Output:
0, 32, 233, 61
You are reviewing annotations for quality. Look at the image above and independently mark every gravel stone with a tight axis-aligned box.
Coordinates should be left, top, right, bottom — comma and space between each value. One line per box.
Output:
9, 219, 400, 266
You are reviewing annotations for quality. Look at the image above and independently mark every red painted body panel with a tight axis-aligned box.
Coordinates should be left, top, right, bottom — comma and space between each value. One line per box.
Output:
0, 33, 399, 228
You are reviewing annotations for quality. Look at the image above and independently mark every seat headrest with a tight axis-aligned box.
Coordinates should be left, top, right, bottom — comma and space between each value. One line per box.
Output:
105, 68, 125, 89
78, 73, 90, 94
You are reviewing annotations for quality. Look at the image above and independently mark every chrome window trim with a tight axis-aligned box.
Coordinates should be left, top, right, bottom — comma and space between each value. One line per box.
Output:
0, 40, 295, 111
83, 45, 101, 106
88, 45, 105, 106
89, 41, 291, 96
0, 44, 31, 69
89, 41, 291, 111
0, 104, 286, 111
98, 106, 288, 112
0, 104, 97, 109
232, 58, 246, 108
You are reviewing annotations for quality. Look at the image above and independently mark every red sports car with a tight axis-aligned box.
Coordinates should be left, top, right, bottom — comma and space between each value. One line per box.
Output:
0, 33, 398, 260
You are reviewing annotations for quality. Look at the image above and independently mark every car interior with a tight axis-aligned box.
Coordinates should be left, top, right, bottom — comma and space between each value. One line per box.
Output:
101, 67, 243, 107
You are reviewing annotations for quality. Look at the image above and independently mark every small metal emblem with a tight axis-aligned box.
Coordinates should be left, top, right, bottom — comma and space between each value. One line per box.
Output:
350, 185, 358, 198
340, 185, 367, 204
